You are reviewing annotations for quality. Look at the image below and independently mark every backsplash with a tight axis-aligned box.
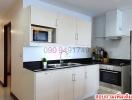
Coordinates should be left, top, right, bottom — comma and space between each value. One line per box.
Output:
23, 46, 91, 62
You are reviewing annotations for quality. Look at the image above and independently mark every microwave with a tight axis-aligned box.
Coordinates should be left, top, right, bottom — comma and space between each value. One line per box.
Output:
31, 25, 53, 43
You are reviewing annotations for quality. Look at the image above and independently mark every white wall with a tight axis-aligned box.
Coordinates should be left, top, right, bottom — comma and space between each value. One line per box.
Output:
92, 7, 132, 59
104, 37, 130, 59
23, 46, 91, 62
0, 0, 26, 99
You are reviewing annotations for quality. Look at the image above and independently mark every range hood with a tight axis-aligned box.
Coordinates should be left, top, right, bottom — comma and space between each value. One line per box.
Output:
105, 9, 124, 39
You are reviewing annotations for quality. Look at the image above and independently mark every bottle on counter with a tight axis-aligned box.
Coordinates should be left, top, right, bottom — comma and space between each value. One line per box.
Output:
42, 58, 47, 69
103, 51, 109, 64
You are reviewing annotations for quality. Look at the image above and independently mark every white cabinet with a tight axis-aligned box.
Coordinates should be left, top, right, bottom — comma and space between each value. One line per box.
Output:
105, 9, 123, 37
84, 65, 99, 98
58, 67, 85, 100
58, 67, 86, 100
56, 14, 76, 45
30, 65, 99, 100
74, 67, 85, 100
76, 19, 92, 47
31, 6, 57, 28
58, 69, 74, 100
23, 6, 92, 47
56, 14, 92, 47
35, 71, 59, 100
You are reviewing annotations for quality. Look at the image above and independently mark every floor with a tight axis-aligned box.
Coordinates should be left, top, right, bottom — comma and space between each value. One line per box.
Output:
0, 81, 121, 100
0, 76, 13, 100
0, 85, 13, 100
85, 86, 121, 100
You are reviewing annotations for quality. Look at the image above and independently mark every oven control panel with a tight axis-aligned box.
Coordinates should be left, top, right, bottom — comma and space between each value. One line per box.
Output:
100, 64, 122, 72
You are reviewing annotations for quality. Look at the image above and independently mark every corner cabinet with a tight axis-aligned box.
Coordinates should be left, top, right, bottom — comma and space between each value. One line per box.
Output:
105, 9, 123, 37
84, 65, 99, 98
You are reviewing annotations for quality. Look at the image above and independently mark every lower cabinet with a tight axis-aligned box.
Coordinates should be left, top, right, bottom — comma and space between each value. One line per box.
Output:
58, 69, 74, 100
35, 71, 59, 100
73, 67, 85, 100
35, 65, 99, 100
84, 65, 99, 98
58, 67, 85, 100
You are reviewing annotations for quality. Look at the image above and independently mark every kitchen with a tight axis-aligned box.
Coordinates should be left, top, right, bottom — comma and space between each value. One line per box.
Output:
22, 2, 131, 100
0, 0, 131, 100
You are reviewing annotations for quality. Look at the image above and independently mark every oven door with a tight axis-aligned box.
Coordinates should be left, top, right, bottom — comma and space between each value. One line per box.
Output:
100, 69, 121, 86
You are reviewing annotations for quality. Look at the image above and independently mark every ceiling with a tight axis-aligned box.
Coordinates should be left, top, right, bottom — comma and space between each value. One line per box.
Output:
40, 0, 132, 17
0, 0, 16, 19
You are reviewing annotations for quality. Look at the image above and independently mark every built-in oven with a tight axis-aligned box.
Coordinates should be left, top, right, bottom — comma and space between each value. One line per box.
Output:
100, 69, 121, 86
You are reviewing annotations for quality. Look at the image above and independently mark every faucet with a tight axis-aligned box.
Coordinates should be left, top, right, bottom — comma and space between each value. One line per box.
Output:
59, 50, 68, 65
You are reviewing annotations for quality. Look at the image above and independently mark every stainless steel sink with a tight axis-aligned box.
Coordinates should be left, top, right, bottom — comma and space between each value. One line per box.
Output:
48, 63, 84, 69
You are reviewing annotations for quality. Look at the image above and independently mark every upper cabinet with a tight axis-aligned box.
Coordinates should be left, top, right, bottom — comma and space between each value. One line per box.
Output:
56, 14, 92, 47
76, 18, 92, 47
105, 9, 123, 37
56, 14, 76, 45
23, 6, 92, 47
31, 6, 57, 28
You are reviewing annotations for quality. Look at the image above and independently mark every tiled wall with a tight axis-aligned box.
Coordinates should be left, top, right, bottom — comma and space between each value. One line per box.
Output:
92, 7, 132, 59
23, 46, 91, 62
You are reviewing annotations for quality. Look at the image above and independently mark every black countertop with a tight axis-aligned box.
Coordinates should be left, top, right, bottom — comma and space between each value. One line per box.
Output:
24, 64, 92, 72
23, 58, 130, 72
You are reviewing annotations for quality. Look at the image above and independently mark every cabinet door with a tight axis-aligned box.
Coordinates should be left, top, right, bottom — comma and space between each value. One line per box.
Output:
31, 6, 57, 28
77, 19, 92, 47
84, 65, 99, 98
35, 71, 59, 100
58, 69, 74, 100
56, 14, 76, 45
105, 10, 117, 37
74, 67, 85, 100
